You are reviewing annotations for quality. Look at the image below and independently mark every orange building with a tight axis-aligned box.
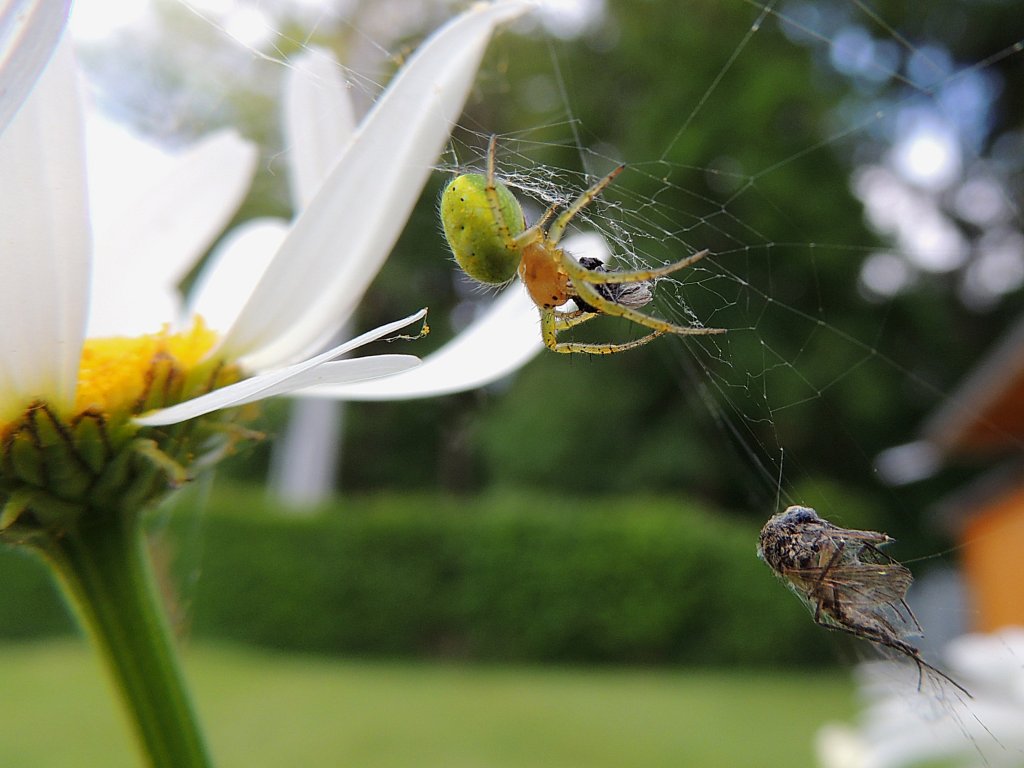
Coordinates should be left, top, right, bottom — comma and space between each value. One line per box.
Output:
879, 318, 1024, 632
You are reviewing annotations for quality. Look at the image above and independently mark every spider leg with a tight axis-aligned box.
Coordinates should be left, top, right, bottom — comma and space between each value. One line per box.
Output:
576, 250, 711, 285
482, 135, 524, 251
552, 309, 596, 330
510, 212, 556, 253
541, 307, 664, 354
532, 203, 559, 233
570, 271, 725, 336
546, 164, 625, 245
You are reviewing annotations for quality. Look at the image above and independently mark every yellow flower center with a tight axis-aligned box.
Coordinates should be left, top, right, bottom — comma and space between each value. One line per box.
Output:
0, 319, 250, 539
73, 320, 220, 421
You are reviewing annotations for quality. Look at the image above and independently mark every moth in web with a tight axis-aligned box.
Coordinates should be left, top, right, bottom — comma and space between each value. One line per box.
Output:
758, 505, 969, 697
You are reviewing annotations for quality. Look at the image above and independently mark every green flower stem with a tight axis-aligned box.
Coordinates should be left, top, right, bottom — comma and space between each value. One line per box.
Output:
35, 509, 212, 768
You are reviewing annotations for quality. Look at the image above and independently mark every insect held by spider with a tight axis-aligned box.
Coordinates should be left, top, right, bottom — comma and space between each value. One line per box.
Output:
758, 505, 969, 697
439, 136, 725, 354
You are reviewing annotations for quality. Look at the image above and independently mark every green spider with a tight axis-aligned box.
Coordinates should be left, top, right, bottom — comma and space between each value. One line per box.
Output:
439, 136, 724, 354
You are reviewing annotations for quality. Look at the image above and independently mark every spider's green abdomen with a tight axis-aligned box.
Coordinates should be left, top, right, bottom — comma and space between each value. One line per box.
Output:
440, 172, 525, 284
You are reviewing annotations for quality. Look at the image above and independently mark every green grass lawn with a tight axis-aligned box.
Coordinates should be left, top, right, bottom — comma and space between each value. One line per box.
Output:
1, 640, 853, 767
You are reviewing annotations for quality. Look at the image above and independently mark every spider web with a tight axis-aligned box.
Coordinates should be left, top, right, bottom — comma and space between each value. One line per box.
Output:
73, 0, 1024, 764
436, 5, 1024, 763
427, 17, 1024, 505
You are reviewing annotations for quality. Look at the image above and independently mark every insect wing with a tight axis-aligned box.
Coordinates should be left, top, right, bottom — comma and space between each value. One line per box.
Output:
814, 526, 913, 601
783, 554, 921, 640
852, 543, 915, 599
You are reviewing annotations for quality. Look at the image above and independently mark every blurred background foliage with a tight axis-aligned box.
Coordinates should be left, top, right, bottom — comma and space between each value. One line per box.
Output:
0, 485, 837, 665
12, 0, 1022, 663
220, 0, 1021, 551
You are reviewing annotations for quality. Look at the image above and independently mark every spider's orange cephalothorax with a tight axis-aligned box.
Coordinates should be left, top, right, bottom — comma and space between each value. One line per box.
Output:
518, 242, 570, 309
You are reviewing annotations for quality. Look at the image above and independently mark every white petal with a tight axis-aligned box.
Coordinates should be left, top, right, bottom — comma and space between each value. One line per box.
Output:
89, 129, 257, 335
221, 0, 531, 370
228, 356, 419, 406
0, 39, 88, 418
292, 233, 604, 400
86, 280, 181, 339
0, 0, 70, 135
85, 111, 174, 229
294, 283, 542, 401
188, 217, 288, 334
284, 46, 357, 209
564, 231, 612, 264
134, 309, 427, 426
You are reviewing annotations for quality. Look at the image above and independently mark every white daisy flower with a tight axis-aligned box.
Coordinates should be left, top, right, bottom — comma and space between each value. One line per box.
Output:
0, 2, 532, 533
0, 0, 71, 134
0, 5, 532, 764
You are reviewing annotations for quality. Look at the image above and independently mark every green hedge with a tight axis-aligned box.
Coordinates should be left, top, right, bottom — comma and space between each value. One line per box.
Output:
0, 548, 73, 637
0, 488, 831, 665
172, 488, 830, 665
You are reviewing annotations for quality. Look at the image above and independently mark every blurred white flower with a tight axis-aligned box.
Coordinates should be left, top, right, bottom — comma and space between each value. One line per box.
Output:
817, 628, 1024, 768
817, 723, 870, 768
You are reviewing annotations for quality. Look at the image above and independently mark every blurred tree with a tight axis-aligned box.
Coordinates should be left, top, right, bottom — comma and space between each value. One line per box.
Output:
79, 0, 1023, 543
353, 0, 1023, 546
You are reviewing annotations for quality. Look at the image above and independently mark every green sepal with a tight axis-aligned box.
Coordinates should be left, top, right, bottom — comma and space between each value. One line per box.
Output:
133, 439, 189, 487
8, 428, 44, 487
72, 414, 110, 475
140, 359, 183, 415
34, 409, 93, 500
0, 488, 34, 531
0, 487, 82, 535
88, 443, 137, 511
119, 439, 188, 512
